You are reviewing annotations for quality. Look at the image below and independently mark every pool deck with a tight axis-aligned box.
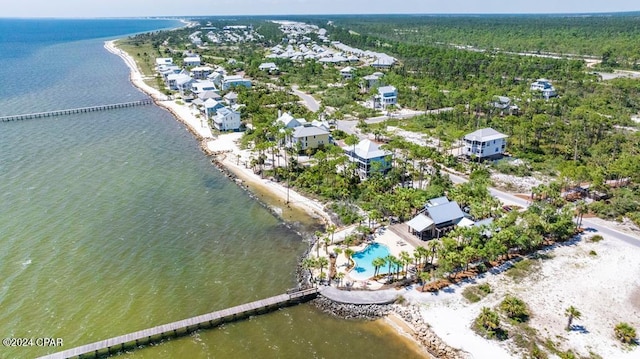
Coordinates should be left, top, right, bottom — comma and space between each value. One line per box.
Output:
321, 227, 417, 289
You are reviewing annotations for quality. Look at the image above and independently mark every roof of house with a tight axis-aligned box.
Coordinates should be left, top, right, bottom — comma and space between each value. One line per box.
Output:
215, 107, 237, 117
348, 139, 390, 159
464, 128, 508, 142
426, 201, 465, 226
259, 62, 278, 69
224, 91, 238, 100
340, 66, 354, 73
276, 112, 307, 128
204, 98, 223, 108
427, 196, 450, 207
378, 85, 397, 94
407, 214, 435, 232
292, 125, 329, 138
457, 217, 476, 228
198, 90, 221, 100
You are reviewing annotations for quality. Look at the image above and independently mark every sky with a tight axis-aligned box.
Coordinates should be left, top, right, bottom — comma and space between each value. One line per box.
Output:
3, 0, 639, 18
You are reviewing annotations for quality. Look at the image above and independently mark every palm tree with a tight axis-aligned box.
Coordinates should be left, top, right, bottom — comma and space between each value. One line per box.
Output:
575, 200, 587, 229
314, 230, 323, 257
476, 307, 501, 333
565, 306, 582, 331
614, 322, 637, 344
372, 257, 386, 277
344, 248, 354, 268
386, 254, 398, 278
327, 224, 337, 244
302, 258, 317, 282
317, 256, 329, 284
499, 295, 529, 322
323, 236, 331, 255
335, 272, 345, 287
419, 271, 431, 291
399, 251, 412, 278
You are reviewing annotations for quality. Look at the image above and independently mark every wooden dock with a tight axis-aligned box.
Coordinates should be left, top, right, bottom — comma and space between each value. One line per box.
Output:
0, 99, 153, 122
37, 287, 319, 359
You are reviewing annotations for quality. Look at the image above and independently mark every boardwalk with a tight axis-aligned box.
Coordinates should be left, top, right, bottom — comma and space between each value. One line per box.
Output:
38, 288, 318, 359
0, 99, 153, 122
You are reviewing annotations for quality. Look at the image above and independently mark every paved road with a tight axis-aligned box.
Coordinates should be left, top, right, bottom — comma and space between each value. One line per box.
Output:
446, 170, 640, 247
291, 85, 320, 112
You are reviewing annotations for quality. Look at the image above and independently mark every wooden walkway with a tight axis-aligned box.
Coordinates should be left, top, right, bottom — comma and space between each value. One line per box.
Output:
38, 288, 318, 359
0, 99, 153, 122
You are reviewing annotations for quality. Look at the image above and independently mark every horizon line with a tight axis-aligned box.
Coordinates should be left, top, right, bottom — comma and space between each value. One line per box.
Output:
2, 10, 640, 20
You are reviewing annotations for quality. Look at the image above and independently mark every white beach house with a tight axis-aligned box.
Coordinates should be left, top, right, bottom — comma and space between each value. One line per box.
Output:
376, 85, 398, 109
530, 78, 557, 98
212, 107, 241, 131
462, 128, 508, 159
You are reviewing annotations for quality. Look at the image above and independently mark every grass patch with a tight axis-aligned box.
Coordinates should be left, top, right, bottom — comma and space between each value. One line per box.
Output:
462, 283, 492, 303
115, 40, 161, 78
589, 250, 597, 256
587, 234, 604, 243
505, 259, 540, 280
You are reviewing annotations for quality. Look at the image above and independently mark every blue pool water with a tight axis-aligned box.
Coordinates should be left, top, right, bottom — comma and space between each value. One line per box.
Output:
351, 242, 391, 280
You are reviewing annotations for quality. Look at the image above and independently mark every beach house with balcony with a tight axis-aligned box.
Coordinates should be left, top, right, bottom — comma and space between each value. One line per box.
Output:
462, 127, 508, 159
530, 78, 557, 99
287, 125, 330, 152
183, 54, 201, 67
190, 66, 213, 80
343, 139, 392, 179
375, 85, 398, 109
212, 107, 241, 131
340, 66, 355, 80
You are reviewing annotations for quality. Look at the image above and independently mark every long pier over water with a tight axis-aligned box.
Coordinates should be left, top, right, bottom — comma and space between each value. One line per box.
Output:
0, 99, 153, 122
38, 287, 319, 359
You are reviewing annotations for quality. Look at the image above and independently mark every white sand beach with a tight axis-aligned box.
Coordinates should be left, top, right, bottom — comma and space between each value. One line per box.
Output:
104, 40, 213, 140
414, 229, 640, 359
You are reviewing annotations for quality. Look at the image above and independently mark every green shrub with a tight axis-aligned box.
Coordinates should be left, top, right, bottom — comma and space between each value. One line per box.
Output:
473, 307, 507, 340
499, 295, 530, 322
614, 322, 637, 344
588, 235, 604, 243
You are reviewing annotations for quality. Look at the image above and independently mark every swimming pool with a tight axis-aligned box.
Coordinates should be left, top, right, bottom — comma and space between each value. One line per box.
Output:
350, 242, 391, 280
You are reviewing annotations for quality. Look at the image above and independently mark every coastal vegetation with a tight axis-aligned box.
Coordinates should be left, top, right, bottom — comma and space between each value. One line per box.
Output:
324, 13, 640, 69
614, 322, 638, 345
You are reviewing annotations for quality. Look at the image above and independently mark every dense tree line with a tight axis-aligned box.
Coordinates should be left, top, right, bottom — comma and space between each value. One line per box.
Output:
327, 13, 640, 68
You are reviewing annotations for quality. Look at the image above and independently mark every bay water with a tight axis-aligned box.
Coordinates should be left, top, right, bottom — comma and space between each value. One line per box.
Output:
0, 19, 425, 358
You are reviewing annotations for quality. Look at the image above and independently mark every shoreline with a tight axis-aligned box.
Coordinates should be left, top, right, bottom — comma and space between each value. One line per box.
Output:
104, 39, 333, 230
105, 37, 461, 359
